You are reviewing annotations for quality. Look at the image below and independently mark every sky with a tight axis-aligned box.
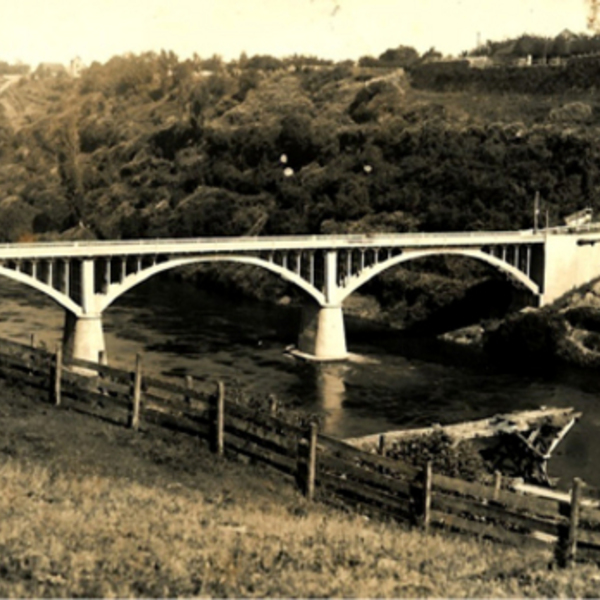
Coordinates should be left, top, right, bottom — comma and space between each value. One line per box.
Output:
0, 0, 592, 67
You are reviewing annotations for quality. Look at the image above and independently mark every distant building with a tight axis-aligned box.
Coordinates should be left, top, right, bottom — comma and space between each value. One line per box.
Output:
465, 56, 493, 69
564, 208, 593, 227
69, 57, 84, 78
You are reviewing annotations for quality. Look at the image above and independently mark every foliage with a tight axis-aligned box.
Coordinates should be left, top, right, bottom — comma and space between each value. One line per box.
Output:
484, 309, 568, 371
378, 45, 420, 68
385, 431, 493, 482
3, 50, 600, 318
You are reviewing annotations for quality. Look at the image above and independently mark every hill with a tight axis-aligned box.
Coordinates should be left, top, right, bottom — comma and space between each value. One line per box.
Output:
2, 53, 600, 329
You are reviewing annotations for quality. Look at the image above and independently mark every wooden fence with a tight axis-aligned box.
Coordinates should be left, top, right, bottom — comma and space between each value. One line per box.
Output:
2, 335, 600, 568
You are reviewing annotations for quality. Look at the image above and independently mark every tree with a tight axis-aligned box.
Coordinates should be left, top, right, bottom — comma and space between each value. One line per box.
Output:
420, 47, 443, 64
378, 45, 420, 68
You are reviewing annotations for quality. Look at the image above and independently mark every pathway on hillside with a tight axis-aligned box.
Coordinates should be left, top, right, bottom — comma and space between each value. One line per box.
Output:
0, 76, 23, 128
0, 75, 21, 96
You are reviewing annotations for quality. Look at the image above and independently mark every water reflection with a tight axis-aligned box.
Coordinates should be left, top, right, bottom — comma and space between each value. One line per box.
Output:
314, 363, 348, 433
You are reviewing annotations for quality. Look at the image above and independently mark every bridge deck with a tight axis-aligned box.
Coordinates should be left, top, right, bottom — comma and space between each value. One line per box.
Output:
0, 231, 550, 259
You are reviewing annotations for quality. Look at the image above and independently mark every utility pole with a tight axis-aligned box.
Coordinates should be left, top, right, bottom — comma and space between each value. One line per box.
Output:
534, 190, 540, 232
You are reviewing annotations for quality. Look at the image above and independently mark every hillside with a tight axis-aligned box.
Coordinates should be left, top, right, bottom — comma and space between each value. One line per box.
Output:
2, 54, 600, 329
2, 377, 600, 596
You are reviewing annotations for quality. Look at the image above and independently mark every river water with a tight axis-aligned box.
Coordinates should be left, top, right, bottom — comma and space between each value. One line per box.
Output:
1, 277, 600, 487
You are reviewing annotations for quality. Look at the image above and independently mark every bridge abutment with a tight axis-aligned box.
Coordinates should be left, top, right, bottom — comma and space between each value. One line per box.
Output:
539, 234, 600, 305
297, 303, 348, 361
62, 311, 107, 365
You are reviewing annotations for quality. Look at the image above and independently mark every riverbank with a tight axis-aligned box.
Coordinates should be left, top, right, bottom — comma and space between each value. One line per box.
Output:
2, 377, 600, 597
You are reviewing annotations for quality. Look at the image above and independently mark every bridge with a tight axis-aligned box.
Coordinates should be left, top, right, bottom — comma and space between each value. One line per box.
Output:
0, 228, 597, 363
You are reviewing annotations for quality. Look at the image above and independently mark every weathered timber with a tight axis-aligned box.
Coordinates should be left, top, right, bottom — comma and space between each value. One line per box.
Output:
144, 374, 210, 403
224, 414, 298, 455
575, 527, 600, 548
345, 407, 580, 452
306, 422, 318, 501
432, 491, 563, 538
65, 356, 132, 386
562, 478, 583, 567
0, 366, 50, 390
60, 389, 129, 425
318, 484, 413, 524
493, 471, 502, 501
577, 483, 600, 502
430, 509, 552, 549
579, 504, 600, 526
423, 461, 433, 533
223, 431, 297, 473
60, 374, 130, 407
142, 391, 211, 422
573, 544, 600, 564
512, 481, 600, 509
433, 472, 565, 519
0, 352, 49, 376
318, 453, 413, 498
215, 381, 225, 455
89, 377, 130, 397
129, 354, 143, 430
0, 336, 44, 356
317, 434, 419, 479
53, 344, 62, 406
317, 470, 413, 520
143, 405, 212, 438
225, 402, 305, 437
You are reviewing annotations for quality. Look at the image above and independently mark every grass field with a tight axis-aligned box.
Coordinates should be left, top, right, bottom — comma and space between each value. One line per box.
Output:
2, 380, 600, 597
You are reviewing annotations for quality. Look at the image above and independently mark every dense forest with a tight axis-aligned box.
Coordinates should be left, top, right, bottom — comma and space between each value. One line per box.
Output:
0, 48, 599, 330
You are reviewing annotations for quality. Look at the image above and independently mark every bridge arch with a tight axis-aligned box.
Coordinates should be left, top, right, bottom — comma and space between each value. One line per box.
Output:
0, 265, 82, 315
337, 248, 540, 303
98, 254, 326, 312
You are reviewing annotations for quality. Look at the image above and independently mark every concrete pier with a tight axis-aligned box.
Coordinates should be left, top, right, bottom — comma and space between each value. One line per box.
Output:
297, 303, 348, 361
62, 311, 107, 364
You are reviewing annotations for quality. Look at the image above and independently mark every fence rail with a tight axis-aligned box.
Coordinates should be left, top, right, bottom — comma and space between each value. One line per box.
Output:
0, 335, 599, 568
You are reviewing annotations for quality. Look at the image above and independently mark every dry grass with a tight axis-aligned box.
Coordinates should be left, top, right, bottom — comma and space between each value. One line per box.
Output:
2, 384, 600, 597
2, 455, 600, 597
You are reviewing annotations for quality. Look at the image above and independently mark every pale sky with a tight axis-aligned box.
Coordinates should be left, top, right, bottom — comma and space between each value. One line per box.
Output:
0, 0, 591, 67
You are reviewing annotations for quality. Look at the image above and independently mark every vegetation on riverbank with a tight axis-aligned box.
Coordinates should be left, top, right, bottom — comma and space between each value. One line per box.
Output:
3, 378, 600, 597
2, 50, 600, 330
482, 276, 600, 372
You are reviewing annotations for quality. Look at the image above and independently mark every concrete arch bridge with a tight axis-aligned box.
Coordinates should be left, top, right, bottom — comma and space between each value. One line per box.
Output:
0, 229, 595, 363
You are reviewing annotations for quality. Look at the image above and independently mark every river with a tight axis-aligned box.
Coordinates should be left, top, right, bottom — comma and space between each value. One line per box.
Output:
1, 276, 600, 488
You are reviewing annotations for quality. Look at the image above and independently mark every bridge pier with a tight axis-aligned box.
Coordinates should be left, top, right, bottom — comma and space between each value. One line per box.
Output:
297, 303, 348, 361
62, 311, 107, 365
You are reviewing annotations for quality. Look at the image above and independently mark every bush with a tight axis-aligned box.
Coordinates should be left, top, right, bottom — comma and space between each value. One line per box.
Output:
385, 431, 492, 482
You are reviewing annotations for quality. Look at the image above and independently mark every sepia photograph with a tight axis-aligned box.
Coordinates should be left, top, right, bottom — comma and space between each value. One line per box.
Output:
2, 0, 600, 596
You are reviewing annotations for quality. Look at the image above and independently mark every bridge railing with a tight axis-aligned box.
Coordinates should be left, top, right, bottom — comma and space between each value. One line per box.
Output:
1, 334, 599, 568
0, 230, 547, 252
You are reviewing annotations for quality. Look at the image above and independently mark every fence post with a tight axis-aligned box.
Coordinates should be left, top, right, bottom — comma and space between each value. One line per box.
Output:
28, 333, 37, 375
185, 375, 193, 405
423, 461, 433, 534
53, 343, 62, 407
129, 353, 143, 431
564, 477, 583, 567
268, 394, 278, 415
306, 421, 319, 502
377, 434, 386, 456
214, 381, 225, 455
493, 471, 502, 502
